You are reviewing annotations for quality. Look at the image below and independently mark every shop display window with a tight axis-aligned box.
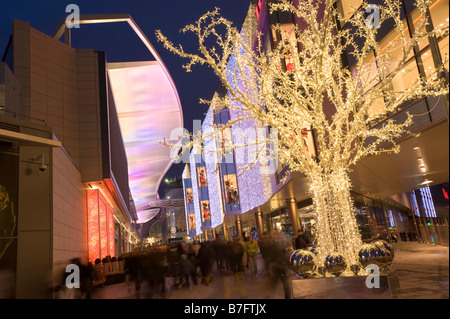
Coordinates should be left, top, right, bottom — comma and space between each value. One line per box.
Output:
188, 214, 196, 231
197, 167, 207, 187
185, 188, 193, 204
200, 200, 211, 222
223, 174, 239, 204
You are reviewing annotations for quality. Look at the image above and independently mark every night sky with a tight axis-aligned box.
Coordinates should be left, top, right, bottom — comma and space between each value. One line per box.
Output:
0, 0, 251, 194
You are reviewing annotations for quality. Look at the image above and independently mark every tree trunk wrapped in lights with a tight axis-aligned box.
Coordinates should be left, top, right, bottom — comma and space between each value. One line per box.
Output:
157, 0, 449, 268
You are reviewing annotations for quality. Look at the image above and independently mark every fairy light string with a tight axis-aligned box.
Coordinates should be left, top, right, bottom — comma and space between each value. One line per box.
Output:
157, 0, 449, 269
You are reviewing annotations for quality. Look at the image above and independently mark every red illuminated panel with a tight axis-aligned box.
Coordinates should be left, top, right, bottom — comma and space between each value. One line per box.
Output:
87, 190, 100, 263
99, 200, 108, 259
108, 207, 115, 257
255, 0, 262, 20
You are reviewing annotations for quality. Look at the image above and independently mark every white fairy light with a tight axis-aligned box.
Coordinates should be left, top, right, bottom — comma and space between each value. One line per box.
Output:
157, 0, 449, 266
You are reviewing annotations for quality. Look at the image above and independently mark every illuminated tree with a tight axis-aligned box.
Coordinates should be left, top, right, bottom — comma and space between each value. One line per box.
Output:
157, 0, 449, 267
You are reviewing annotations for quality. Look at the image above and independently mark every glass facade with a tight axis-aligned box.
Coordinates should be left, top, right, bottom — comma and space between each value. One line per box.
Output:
341, 0, 449, 119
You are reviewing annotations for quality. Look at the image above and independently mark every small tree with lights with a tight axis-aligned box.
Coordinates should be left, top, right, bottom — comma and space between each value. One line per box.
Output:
157, 0, 449, 268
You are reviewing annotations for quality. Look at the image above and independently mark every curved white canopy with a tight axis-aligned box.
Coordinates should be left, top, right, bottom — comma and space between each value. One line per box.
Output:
108, 61, 183, 223
54, 15, 183, 224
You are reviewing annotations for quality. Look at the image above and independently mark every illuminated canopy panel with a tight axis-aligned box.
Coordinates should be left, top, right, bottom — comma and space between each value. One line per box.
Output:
54, 15, 183, 224
108, 62, 183, 223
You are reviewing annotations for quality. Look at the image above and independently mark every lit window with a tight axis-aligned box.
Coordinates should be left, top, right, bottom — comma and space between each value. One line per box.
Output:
200, 200, 211, 222
197, 167, 207, 187
223, 174, 239, 204
188, 214, 196, 231
185, 188, 193, 204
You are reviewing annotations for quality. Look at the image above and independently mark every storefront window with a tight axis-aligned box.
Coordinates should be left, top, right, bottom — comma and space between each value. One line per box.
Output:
200, 200, 211, 222
197, 166, 207, 187
185, 188, 193, 204
223, 174, 239, 204
188, 214, 196, 231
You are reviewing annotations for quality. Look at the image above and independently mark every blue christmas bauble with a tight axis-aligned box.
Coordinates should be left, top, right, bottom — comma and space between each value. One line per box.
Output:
359, 243, 387, 268
309, 246, 318, 255
372, 240, 394, 264
325, 253, 347, 276
290, 249, 316, 278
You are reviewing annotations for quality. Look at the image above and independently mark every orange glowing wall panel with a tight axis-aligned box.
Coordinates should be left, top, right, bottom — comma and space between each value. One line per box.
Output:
87, 189, 100, 263
99, 200, 108, 259
108, 207, 115, 257
87, 189, 116, 263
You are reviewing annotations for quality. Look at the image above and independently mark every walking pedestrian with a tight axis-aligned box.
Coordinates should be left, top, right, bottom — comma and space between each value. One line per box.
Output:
294, 230, 307, 250
179, 254, 196, 288
266, 230, 292, 299
230, 236, 244, 281
245, 236, 259, 279
197, 242, 214, 285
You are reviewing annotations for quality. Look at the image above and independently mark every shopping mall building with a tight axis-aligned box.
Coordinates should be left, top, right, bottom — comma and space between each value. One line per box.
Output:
0, 15, 183, 297
182, 0, 449, 244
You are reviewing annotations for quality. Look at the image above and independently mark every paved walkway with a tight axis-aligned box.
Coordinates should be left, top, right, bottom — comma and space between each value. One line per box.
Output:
91, 242, 448, 299
389, 241, 448, 299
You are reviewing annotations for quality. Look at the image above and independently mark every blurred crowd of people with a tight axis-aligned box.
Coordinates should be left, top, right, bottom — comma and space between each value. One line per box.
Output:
53, 229, 297, 299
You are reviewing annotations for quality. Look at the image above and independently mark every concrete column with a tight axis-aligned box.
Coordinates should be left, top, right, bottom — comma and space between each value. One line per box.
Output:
255, 208, 264, 235
235, 215, 242, 237
286, 198, 300, 236
222, 224, 228, 240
